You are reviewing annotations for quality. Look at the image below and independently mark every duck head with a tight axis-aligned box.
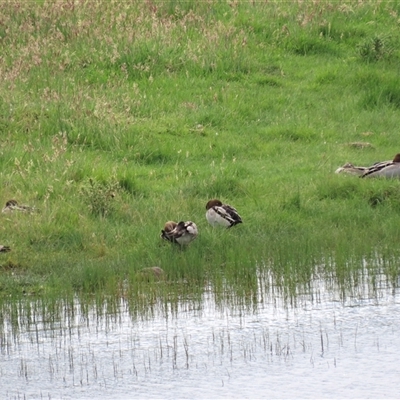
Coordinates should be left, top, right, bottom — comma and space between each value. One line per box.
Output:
206, 199, 223, 210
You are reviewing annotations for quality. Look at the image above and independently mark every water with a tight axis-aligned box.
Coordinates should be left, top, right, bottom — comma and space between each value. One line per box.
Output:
1, 270, 400, 399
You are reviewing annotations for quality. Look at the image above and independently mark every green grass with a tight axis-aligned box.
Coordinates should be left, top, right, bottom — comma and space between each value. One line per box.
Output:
1, 0, 400, 303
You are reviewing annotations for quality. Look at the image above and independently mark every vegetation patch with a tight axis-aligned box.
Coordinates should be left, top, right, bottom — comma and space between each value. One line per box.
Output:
1, 0, 400, 300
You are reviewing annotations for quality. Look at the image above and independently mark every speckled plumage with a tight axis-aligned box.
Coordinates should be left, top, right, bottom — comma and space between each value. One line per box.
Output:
335, 163, 368, 176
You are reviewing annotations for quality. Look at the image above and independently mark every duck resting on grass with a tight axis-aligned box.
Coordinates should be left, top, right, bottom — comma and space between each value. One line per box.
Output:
2, 199, 36, 213
205, 199, 242, 228
0, 245, 11, 253
335, 154, 400, 179
360, 153, 400, 179
161, 220, 198, 245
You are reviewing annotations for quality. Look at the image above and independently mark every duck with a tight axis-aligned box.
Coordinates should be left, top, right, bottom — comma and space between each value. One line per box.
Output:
160, 220, 198, 245
0, 245, 11, 253
205, 199, 242, 228
361, 153, 400, 178
2, 199, 36, 213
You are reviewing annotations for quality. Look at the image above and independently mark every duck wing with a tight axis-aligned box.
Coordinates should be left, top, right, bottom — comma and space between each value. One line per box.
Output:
361, 160, 395, 178
214, 205, 242, 226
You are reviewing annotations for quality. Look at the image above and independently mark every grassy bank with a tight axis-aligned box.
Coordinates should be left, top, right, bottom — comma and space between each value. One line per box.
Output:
1, 0, 400, 299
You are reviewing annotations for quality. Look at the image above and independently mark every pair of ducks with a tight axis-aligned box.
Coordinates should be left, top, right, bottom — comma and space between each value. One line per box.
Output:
1, 199, 240, 251
335, 153, 400, 178
160, 199, 242, 246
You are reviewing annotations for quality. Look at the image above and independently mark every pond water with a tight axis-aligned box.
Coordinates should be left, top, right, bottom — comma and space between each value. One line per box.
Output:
1, 269, 400, 399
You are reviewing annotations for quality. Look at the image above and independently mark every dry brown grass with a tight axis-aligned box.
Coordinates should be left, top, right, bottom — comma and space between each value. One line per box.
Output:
1, 0, 396, 88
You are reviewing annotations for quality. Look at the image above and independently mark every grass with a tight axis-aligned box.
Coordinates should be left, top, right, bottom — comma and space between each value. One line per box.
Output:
1, 0, 400, 303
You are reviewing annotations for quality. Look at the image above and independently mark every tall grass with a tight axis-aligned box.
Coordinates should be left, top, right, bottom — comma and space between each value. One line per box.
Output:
1, 0, 400, 303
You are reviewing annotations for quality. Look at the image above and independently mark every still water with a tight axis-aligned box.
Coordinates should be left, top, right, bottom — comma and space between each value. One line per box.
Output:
1, 270, 400, 399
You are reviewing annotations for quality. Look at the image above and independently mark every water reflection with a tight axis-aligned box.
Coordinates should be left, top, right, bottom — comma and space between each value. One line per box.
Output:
1, 268, 400, 399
